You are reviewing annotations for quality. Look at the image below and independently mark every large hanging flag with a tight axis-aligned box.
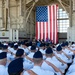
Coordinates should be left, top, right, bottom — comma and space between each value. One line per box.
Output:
36, 4, 58, 44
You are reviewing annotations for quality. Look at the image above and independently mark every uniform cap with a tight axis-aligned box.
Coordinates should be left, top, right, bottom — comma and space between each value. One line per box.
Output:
57, 45, 62, 51
31, 45, 36, 50
3, 45, 8, 50
16, 49, 24, 57
14, 45, 18, 49
46, 47, 53, 54
33, 51, 43, 58
0, 52, 7, 59
61, 43, 65, 47
65, 42, 68, 46
8, 58, 23, 74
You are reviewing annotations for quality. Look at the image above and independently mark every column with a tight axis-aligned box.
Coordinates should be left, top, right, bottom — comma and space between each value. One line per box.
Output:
72, 0, 75, 26
9, 29, 13, 41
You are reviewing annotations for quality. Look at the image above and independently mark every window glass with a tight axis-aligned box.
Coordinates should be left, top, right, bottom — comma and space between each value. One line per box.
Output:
57, 8, 69, 33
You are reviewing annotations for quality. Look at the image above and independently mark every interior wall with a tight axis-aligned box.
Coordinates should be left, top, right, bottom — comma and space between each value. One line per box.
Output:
0, 0, 2, 28
8, 0, 35, 38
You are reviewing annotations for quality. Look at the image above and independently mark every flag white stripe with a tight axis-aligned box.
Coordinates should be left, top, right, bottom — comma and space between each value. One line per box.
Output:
40, 22, 43, 40
44, 22, 47, 41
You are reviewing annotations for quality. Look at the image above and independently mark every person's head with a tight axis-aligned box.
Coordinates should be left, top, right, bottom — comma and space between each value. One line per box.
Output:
16, 49, 24, 58
33, 51, 43, 66
72, 42, 75, 45
65, 41, 69, 47
45, 47, 53, 57
31, 45, 36, 52
8, 58, 23, 75
45, 43, 50, 48
0, 43, 3, 50
21, 41, 27, 48
3, 45, 8, 52
56, 45, 62, 52
0, 52, 7, 66
14, 45, 18, 50
18, 41, 21, 46
40, 43, 45, 50
61, 43, 65, 49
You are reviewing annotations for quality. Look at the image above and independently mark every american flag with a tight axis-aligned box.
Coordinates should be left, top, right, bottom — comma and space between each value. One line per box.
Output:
36, 5, 58, 44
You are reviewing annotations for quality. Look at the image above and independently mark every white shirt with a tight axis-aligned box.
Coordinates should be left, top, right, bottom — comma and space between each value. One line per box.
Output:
28, 46, 31, 50
0, 50, 3, 53
66, 72, 75, 75
39, 49, 45, 54
70, 47, 75, 50
55, 52, 72, 63
23, 66, 61, 75
8, 47, 14, 53
12, 49, 17, 54
39, 49, 46, 60
23, 59, 34, 70
21, 47, 30, 55
62, 48, 74, 56
41, 61, 55, 72
66, 64, 75, 75
73, 58, 75, 64
42, 57, 67, 73
7, 53, 15, 61
27, 52, 34, 58
0, 65, 8, 75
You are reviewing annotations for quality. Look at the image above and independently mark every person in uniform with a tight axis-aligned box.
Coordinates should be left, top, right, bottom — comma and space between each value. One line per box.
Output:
41, 47, 67, 74
8, 56, 37, 75
0, 52, 8, 75
0, 43, 3, 53
21, 41, 30, 55
66, 63, 75, 75
8, 58, 23, 75
27, 45, 36, 59
66, 72, 75, 75
23, 51, 62, 75
39, 43, 46, 55
61, 42, 74, 57
16, 49, 34, 70
13, 44, 18, 54
55, 45, 72, 64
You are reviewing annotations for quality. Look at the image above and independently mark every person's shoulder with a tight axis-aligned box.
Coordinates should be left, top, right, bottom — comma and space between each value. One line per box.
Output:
44, 70, 55, 75
23, 71, 30, 75
0, 65, 6, 70
68, 72, 75, 75
0, 65, 8, 75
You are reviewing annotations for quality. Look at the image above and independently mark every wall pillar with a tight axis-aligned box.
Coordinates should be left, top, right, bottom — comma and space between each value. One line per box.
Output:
72, 0, 75, 26
67, 0, 75, 42
9, 29, 13, 41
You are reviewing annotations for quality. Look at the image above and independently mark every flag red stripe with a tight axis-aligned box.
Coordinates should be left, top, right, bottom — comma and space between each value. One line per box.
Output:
37, 22, 40, 40
46, 22, 48, 41
40, 22, 43, 40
